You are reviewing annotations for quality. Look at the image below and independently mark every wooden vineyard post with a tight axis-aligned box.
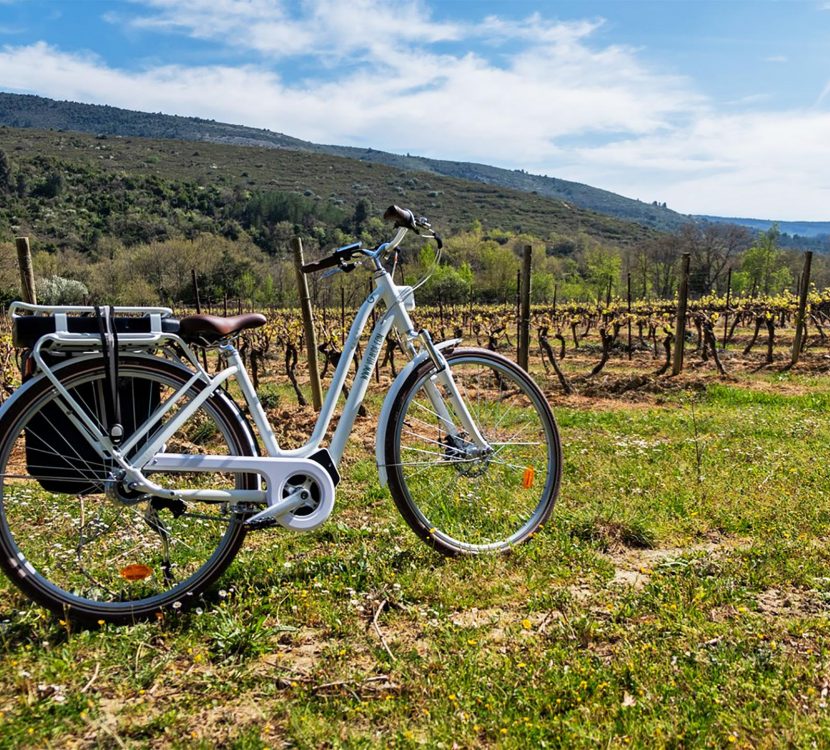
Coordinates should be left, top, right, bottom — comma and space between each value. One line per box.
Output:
722, 267, 732, 349
15, 236, 36, 305
672, 252, 691, 376
790, 251, 813, 369
190, 269, 209, 370
515, 267, 521, 362
291, 237, 323, 410
191, 269, 202, 313
627, 271, 632, 360
518, 245, 532, 370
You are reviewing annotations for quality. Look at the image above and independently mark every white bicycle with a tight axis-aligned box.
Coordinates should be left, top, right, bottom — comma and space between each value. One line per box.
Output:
0, 206, 561, 624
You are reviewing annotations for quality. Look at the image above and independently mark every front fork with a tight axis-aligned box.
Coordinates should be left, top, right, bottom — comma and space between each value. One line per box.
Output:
416, 330, 490, 452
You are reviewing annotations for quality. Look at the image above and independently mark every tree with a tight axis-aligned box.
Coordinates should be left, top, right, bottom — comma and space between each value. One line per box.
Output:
420, 262, 472, 304
741, 225, 792, 295
352, 198, 371, 234
31, 171, 64, 199
0, 150, 12, 194
581, 243, 621, 301
642, 234, 679, 299
678, 223, 752, 295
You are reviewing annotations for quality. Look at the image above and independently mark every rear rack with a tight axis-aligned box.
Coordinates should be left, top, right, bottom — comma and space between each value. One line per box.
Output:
9, 301, 174, 317
9, 302, 179, 350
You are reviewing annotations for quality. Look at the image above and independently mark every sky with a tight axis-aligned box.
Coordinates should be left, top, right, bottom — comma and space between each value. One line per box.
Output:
0, 0, 829, 221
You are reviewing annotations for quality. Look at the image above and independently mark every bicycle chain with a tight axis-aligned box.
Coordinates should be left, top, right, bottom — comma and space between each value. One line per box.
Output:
174, 509, 278, 531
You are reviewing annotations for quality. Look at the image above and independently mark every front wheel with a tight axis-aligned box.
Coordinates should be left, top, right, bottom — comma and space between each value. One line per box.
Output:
385, 348, 561, 555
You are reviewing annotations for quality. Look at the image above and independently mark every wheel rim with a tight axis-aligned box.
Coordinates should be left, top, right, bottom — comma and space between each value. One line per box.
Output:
394, 354, 558, 552
0, 361, 251, 615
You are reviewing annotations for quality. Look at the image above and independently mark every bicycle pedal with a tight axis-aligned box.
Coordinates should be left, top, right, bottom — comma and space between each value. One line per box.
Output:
244, 517, 280, 532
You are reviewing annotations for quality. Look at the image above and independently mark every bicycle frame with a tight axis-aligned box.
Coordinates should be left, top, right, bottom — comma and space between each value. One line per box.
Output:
13, 255, 490, 526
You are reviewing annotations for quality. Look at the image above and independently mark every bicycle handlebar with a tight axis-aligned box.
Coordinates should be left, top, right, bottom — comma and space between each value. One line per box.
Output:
384, 205, 442, 249
301, 205, 441, 275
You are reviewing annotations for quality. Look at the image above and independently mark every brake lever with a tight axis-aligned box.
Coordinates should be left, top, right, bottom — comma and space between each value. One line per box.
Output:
321, 261, 358, 279
419, 230, 443, 249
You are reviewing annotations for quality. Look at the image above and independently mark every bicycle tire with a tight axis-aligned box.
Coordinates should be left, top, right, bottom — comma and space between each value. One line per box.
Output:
0, 355, 257, 624
384, 348, 561, 556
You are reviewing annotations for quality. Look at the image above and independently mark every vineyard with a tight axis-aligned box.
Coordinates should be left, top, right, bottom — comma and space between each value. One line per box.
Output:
1, 289, 827, 406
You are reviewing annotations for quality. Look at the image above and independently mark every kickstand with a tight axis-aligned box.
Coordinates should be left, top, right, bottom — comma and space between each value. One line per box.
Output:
143, 504, 174, 585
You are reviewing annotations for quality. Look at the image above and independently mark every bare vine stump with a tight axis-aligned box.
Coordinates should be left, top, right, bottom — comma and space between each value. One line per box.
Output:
539, 327, 573, 394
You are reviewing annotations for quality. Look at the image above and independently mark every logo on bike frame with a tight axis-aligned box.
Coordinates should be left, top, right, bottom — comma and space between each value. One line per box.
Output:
359, 332, 385, 382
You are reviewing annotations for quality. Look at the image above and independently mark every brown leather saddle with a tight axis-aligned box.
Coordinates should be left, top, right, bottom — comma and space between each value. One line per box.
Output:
178, 313, 267, 343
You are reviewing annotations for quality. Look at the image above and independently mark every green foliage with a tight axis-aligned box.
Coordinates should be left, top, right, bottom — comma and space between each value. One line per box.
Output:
582, 243, 622, 298
35, 276, 89, 305
742, 225, 793, 294
531, 269, 556, 302
419, 260, 473, 304
0, 125, 656, 256
0, 149, 12, 194
255, 382, 281, 409
234, 191, 346, 246
352, 197, 371, 234
30, 171, 64, 199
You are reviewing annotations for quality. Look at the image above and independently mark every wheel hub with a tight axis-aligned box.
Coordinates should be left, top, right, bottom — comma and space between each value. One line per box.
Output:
441, 433, 492, 477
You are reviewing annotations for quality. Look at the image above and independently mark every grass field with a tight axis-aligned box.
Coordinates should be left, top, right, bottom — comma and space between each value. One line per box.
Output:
3, 342, 830, 748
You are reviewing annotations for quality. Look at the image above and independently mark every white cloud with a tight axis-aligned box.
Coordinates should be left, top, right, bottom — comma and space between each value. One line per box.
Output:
120, 0, 461, 58
562, 110, 830, 218
0, 2, 825, 219
764, 55, 788, 63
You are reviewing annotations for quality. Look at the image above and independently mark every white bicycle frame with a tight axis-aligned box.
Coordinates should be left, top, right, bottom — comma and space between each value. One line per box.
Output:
10, 227, 491, 530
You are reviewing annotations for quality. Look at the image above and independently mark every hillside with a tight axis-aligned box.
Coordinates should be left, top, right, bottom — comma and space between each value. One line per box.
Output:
0, 126, 657, 251
0, 92, 687, 232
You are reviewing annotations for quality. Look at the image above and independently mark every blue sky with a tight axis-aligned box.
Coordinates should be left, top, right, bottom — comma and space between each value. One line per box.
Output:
1, 0, 829, 221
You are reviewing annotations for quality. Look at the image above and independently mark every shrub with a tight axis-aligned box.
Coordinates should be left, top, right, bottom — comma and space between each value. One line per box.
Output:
35, 275, 89, 305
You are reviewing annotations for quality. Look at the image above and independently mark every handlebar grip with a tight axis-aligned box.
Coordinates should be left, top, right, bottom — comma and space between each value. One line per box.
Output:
300, 255, 340, 274
383, 205, 417, 230
301, 241, 362, 274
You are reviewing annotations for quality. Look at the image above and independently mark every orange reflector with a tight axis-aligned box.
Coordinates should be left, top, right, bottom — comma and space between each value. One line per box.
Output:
522, 467, 535, 489
120, 564, 153, 581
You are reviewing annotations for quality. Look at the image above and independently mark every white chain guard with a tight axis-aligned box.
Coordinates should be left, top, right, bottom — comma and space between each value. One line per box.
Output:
145, 454, 336, 531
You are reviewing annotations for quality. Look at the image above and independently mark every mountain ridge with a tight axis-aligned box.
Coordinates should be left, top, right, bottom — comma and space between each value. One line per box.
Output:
0, 91, 687, 231
2, 91, 824, 239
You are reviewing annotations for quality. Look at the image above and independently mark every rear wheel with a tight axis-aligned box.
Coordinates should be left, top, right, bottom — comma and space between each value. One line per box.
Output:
385, 348, 561, 555
0, 356, 257, 624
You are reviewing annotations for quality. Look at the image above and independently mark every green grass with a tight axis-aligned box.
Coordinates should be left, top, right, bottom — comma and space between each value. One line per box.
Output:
3, 376, 830, 747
